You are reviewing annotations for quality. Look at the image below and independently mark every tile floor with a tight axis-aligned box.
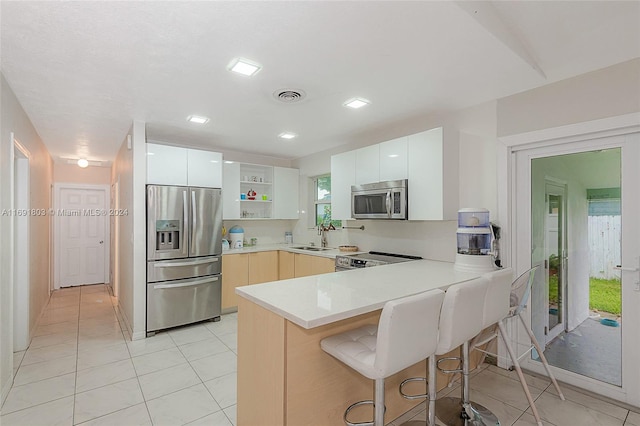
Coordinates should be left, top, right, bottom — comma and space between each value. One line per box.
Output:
1, 285, 237, 426
2, 284, 639, 426
544, 316, 621, 386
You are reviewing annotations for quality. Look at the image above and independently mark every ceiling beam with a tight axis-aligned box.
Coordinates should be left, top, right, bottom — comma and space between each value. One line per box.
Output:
455, 1, 547, 79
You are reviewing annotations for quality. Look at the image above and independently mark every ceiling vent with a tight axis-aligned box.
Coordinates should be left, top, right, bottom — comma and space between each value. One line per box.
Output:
274, 89, 306, 103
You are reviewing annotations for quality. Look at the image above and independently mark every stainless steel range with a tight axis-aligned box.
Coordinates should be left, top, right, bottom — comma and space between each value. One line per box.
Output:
335, 251, 422, 272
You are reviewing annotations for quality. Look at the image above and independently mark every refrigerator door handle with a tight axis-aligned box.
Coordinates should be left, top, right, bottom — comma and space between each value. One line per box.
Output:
183, 189, 189, 251
153, 276, 219, 290
153, 257, 219, 268
191, 190, 197, 254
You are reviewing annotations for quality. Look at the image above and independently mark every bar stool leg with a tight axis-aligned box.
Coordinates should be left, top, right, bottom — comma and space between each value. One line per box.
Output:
375, 379, 385, 426
436, 342, 500, 426
428, 356, 436, 426
497, 321, 543, 426
517, 313, 565, 401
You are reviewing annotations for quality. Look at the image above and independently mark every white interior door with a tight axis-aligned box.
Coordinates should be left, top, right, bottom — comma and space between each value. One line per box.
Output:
514, 132, 640, 406
57, 187, 107, 287
544, 180, 567, 344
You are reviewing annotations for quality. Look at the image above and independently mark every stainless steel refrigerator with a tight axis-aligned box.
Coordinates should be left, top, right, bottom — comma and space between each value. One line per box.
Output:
146, 185, 223, 335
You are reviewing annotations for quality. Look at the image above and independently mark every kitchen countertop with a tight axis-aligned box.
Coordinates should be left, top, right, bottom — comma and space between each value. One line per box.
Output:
236, 259, 480, 329
222, 243, 363, 259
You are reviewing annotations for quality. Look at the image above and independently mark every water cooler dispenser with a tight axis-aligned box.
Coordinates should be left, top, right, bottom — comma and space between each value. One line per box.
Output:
454, 208, 498, 273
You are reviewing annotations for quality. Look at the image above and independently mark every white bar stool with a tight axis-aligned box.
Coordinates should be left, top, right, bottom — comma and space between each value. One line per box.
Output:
400, 278, 489, 426
434, 277, 492, 426
321, 289, 446, 426
436, 269, 512, 425
470, 266, 565, 426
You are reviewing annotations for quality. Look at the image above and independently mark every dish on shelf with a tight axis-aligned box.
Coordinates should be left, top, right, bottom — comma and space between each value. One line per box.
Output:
338, 245, 359, 252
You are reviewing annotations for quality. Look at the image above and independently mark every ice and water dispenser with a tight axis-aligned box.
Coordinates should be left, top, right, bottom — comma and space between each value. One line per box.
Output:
155, 220, 181, 251
454, 208, 498, 273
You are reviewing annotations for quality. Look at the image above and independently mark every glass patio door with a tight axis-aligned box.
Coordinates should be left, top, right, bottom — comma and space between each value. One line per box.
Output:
514, 132, 640, 406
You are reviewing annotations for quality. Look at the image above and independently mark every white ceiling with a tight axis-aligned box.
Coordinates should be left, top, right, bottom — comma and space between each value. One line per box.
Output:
1, 1, 639, 163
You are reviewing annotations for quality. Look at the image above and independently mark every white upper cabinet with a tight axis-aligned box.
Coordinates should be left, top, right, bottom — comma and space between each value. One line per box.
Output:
331, 150, 356, 220
355, 144, 380, 185
147, 143, 188, 185
407, 127, 457, 220
329, 126, 456, 221
273, 167, 299, 219
187, 149, 223, 188
146, 143, 223, 188
223, 162, 241, 219
223, 162, 299, 220
379, 137, 408, 181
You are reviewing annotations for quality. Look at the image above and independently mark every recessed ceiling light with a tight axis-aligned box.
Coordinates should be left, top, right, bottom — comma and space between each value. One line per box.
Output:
77, 159, 89, 168
388, 154, 399, 158
228, 57, 262, 76
187, 115, 210, 124
343, 98, 370, 109
278, 132, 297, 140
224, 161, 234, 164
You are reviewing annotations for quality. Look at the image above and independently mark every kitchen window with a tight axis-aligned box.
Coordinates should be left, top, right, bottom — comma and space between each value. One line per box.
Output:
312, 174, 341, 228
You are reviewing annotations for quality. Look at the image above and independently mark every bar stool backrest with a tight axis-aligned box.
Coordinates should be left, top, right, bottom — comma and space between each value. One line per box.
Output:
508, 266, 540, 318
481, 268, 514, 328
375, 289, 445, 378
435, 277, 490, 356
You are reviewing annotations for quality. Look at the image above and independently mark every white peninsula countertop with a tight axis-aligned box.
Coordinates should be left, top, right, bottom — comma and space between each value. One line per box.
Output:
236, 259, 481, 329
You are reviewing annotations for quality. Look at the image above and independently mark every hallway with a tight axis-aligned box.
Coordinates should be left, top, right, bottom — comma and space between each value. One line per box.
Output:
1, 285, 238, 425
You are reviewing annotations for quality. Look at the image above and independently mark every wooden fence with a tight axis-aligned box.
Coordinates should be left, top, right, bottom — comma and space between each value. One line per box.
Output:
588, 215, 621, 280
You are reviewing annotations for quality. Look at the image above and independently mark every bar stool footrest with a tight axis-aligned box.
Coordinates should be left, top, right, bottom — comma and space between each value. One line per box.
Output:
399, 377, 430, 400
344, 400, 386, 426
437, 356, 462, 375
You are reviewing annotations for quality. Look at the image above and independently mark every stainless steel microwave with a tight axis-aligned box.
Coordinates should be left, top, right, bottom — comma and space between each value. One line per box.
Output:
351, 179, 408, 220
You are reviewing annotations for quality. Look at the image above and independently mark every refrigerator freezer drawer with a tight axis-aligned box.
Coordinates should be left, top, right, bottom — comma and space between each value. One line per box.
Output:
147, 275, 222, 332
147, 256, 222, 283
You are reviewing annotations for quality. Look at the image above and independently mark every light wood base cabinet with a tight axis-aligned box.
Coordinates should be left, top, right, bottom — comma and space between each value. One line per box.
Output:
248, 251, 279, 284
294, 253, 335, 277
278, 251, 295, 280
221, 254, 249, 310
237, 297, 475, 425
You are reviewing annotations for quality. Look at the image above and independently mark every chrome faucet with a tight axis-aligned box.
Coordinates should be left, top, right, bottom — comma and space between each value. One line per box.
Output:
318, 223, 335, 248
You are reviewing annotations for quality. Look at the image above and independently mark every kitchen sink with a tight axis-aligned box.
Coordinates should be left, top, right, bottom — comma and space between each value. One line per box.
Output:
291, 246, 331, 251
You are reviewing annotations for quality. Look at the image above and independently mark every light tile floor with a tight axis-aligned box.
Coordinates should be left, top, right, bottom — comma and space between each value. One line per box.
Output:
2, 284, 639, 426
1, 285, 237, 426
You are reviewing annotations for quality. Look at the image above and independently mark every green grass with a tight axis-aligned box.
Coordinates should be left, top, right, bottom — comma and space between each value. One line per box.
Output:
590, 277, 621, 315
547, 275, 621, 315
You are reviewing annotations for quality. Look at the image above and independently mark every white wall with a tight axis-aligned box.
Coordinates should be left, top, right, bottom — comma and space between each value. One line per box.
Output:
0, 74, 54, 403
291, 101, 498, 260
497, 58, 640, 138
111, 122, 147, 340
54, 163, 111, 185
223, 220, 296, 246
